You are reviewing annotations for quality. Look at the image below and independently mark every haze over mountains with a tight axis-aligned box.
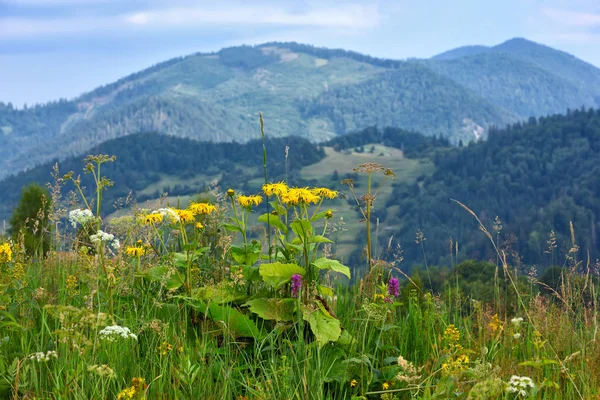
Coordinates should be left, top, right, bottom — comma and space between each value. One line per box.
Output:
1, 37, 600, 180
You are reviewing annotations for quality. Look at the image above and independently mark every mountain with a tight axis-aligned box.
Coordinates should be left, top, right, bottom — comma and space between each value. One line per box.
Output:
1, 39, 600, 180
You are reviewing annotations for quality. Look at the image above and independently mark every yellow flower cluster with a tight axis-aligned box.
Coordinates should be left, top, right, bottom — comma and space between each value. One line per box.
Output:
443, 324, 461, 343
66, 274, 78, 295
237, 195, 263, 207
188, 202, 216, 215
261, 182, 338, 206
441, 354, 469, 375
0, 242, 12, 263
312, 187, 338, 199
158, 341, 173, 355
489, 314, 503, 333
12, 262, 26, 282
117, 377, 146, 400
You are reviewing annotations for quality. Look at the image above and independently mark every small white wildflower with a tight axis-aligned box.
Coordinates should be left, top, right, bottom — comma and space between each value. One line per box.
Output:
506, 375, 535, 397
99, 325, 138, 342
513, 333, 521, 339
29, 350, 58, 362
69, 209, 95, 228
154, 208, 179, 223
90, 230, 120, 251
511, 317, 524, 326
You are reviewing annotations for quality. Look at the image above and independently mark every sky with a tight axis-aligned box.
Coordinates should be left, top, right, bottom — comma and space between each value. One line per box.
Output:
1, 0, 600, 106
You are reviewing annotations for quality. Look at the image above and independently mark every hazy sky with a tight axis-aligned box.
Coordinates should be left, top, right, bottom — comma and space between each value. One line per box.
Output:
1, 0, 600, 106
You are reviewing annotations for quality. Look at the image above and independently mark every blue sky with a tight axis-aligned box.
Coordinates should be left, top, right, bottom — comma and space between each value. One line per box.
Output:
1, 0, 600, 106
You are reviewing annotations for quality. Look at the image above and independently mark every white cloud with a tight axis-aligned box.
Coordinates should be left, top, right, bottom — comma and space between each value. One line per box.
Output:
543, 8, 600, 27
0, 2, 381, 37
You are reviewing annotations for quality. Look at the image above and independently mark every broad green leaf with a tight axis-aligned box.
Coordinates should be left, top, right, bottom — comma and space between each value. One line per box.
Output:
136, 266, 183, 290
312, 235, 333, 244
290, 220, 313, 240
207, 303, 264, 339
312, 258, 351, 279
191, 284, 248, 304
231, 243, 261, 265
337, 330, 357, 346
258, 213, 288, 234
310, 209, 337, 222
259, 262, 305, 288
302, 305, 342, 347
222, 223, 243, 234
318, 285, 335, 298
244, 298, 296, 321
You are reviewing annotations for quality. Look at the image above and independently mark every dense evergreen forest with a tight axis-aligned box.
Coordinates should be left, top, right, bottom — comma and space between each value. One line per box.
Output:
385, 107, 600, 269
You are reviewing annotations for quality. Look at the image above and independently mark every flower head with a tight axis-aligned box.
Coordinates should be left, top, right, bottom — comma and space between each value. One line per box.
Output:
90, 230, 120, 250
69, 208, 95, 228
188, 202, 216, 215
173, 208, 195, 224
350, 379, 358, 387
262, 182, 288, 197
227, 188, 235, 197
281, 187, 320, 206
99, 325, 137, 341
387, 277, 400, 298
312, 187, 338, 199
125, 245, 146, 257
0, 242, 12, 263
237, 195, 263, 208
141, 212, 163, 225
290, 274, 302, 298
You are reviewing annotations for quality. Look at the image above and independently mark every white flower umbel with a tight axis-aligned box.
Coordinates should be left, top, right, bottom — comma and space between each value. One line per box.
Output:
90, 230, 120, 251
513, 333, 521, 339
99, 325, 138, 342
69, 209, 95, 228
511, 317, 524, 327
507, 375, 535, 397
29, 350, 58, 362
154, 208, 180, 223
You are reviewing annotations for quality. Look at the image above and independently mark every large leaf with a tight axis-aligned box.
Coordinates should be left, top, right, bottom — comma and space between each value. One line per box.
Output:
311, 235, 333, 244
302, 303, 342, 347
290, 220, 313, 240
231, 242, 261, 265
136, 266, 183, 290
259, 262, 305, 288
222, 223, 243, 234
244, 298, 296, 322
192, 284, 248, 304
258, 213, 288, 234
207, 303, 264, 339
312, 258, 351, 279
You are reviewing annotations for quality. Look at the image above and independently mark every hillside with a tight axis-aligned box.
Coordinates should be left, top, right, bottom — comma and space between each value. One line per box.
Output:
381, 107, 600, 268
2, 39, 600, 179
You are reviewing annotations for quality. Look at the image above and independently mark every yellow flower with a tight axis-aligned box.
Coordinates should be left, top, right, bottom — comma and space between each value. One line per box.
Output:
262, 181, 288, 196
125, 246, 146, 257
131, 377, 146, 390
188, 202, 216, 215
281, 187, 320, 205
173, 208, 195, 224
373, 293, 385, 302
312, 187, 338, 199
382, 382, 391, 390
141, 213, 163, 225
350, 379, 358, 387
237, 195, 263, 207
325, 210, 333, 219
195, 222, 204, 230
158, 341, 173, 355
227, 188, 236, 197
12, 262, 26, 283
0, 242, 12, 263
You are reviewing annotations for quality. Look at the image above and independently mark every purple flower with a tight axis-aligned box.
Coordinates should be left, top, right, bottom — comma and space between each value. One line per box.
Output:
291, 274, 302, 298
387, 277, 399, 298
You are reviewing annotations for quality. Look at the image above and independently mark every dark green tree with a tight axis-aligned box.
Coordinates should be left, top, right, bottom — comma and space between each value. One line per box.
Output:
9, 183, 52, 256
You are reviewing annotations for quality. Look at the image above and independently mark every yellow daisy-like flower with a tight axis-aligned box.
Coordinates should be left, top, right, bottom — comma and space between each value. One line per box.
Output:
141, 213, 163, 225
237, 195, 263, 207
0, 242, 12, 263
350, 379, 358, 387
281, 187, 320, 205
262, 181, 288, 196
227, 188, 235, 197
195, 222, 204, 230
188, 202, 216, 215
173, 208, 195, 224
312, 187, 338, 199
382, 382, 391, 390
125, 246, 146, 257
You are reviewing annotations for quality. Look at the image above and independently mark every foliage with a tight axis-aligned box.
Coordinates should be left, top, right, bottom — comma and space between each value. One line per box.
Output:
8, 184, 52, 256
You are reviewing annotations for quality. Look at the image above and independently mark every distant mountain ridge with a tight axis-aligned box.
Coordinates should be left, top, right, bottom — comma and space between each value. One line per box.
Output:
1, 38, 600, 179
